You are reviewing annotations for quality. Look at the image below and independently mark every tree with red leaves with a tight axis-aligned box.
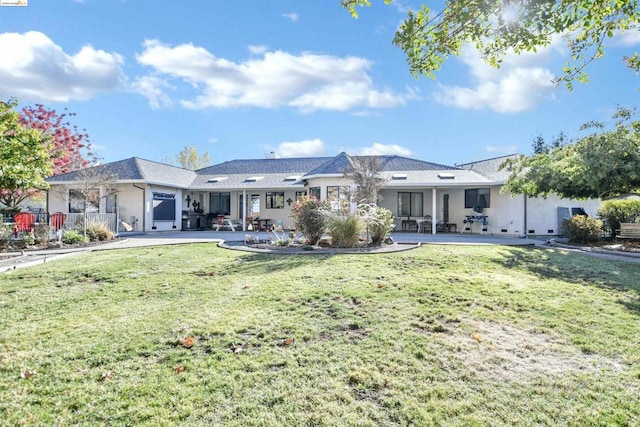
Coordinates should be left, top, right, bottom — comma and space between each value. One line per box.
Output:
20, 104, 96, 175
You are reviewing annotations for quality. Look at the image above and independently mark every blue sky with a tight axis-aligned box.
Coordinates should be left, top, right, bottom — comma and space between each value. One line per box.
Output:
1, 1, 639, 167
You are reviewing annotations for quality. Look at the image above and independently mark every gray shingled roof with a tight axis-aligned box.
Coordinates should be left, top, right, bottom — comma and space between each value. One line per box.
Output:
196, 157, 331, 175
190, 173, 306, 190
47, 157, 197, 188
47, 153, 513, 190
457, 154, 518, 183
304, 153, 459, 177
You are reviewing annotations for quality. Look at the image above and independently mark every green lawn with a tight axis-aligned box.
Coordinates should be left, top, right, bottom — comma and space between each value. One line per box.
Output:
1, 243, 639, 426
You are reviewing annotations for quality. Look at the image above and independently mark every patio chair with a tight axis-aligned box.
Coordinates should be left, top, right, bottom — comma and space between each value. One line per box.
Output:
14, 212, 35, 233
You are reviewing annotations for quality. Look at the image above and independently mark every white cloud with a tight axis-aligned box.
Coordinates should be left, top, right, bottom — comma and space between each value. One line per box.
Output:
248, 45, 268, 55
356, 142, 413, 157
434, 43, 559, 113
131, 75, 173, 108
612, 28, 640, 46
282, 12, 299, 22
0, 31, 125, 102
276, 139, 325, 157
134, 40, 410, 112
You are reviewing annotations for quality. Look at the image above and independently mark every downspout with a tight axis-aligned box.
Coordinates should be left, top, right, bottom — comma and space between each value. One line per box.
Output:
133, 184, 146, 231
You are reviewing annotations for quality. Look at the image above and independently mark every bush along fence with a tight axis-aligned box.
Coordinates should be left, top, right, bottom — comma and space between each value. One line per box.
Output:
0, 211, 118, 251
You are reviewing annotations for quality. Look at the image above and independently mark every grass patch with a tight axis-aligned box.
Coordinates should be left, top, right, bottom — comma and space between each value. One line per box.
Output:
1, 244, 639, 425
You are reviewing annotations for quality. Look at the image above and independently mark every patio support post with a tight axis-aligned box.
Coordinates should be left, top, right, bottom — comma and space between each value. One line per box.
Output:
431, 188, 437, 234
242, 189, 247, 231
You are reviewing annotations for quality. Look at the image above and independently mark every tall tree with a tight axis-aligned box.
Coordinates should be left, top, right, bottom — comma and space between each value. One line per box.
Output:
501, 107, 640, 199
165, 145, 211, 170
20, 104, 95, 174
531, 131, 569, 154
0, 99, 53, 208
344, 0, 640, 88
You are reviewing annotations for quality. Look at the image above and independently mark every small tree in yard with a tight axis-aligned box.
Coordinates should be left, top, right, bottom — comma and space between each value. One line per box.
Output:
291, 195, 325, 246
345, 156, 387, 205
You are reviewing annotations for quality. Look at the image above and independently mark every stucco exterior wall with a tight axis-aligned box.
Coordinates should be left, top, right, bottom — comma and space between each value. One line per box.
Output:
146, 185, 184, 232
379, 187, 602, 236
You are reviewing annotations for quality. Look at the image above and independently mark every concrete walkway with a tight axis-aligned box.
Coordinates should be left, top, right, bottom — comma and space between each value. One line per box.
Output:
2, 230, 638, 272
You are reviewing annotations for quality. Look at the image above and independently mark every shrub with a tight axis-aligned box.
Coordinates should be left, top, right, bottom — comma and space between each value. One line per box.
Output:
360, 205, 394, 246
291, 196, 325, 246
20, 231, 35, 248
62, 230, 88, 245
597, 199, 640, 237
33, 223, 50, 245
327, 215, 362, 248
0, 224, 12, 251
86, 222, 114, 241
562, 215, 603, 244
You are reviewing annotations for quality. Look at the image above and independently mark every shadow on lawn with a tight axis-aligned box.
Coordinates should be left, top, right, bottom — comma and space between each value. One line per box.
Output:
213, 252, 335, 277
495, 246, 640, 316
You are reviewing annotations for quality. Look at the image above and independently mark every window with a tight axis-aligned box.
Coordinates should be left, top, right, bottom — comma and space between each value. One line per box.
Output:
240, 194, 261, 217
209, 192, 230, 215
327, 185, 350, 211
397, 192, 423, 217
266, 192, 285, 209
106, 193, 117, 214
309, 187, 320, 200
295, 191, 306, 201
69, 189, 99, 213
464, 188, 491, 209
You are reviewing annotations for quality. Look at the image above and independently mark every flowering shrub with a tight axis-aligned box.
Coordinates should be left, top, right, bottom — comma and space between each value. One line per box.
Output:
291, 196, 325, 246
360, 205, 394, 245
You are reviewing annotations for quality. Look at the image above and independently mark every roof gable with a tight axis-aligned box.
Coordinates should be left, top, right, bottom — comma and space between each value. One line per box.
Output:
457, 154, 518, 182
47, 157, 197, 188
304, 153, 459, 177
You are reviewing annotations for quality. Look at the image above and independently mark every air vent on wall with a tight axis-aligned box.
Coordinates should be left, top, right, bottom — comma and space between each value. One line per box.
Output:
245, 176, 264, 182
392, 174, 407, 180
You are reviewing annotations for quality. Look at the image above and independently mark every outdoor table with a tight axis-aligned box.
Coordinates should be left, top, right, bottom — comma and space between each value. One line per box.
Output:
254, 219, 271, 231
461, 215, 488, 235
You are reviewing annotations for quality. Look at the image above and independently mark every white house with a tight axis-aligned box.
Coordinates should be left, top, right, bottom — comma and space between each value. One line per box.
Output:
45, 153, 600, 236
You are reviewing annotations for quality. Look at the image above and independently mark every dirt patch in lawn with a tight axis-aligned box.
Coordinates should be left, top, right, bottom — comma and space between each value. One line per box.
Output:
445, 320, 625, 382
